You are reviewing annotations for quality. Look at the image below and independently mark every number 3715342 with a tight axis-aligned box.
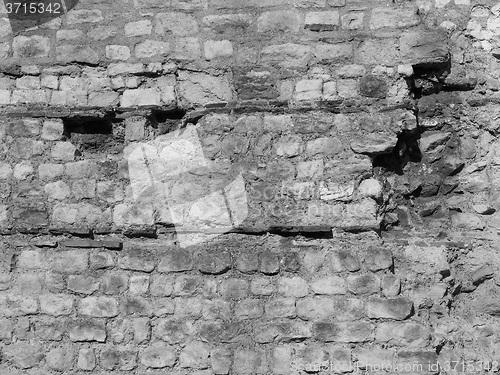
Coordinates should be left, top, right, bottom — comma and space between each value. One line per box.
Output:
5, 2, 62, 14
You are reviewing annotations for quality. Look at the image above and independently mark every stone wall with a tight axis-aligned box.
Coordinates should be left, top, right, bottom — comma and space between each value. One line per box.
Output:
1, 0, 500, 373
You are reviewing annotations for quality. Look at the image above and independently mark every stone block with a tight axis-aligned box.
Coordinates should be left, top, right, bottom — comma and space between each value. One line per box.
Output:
38, 164, 64, 179
315, 321, 374, 342
358, 39, 400, 66
209, 0, 288, 8
294, 79, 323, 101
359, 74, 388, 98
278, 277, 309, 297
174, 37, 201, 60
56, 29, 84, 41
255, 320, 312, 343
257, 11, 301, 33
203, 13, 252, 33
396, 351, 439, 374
150, 275, 173, 297
364, 247, 393, 271
262, 43, 313, 68
11, 90, 50, 104
204, 40, 234, 60
295, 0, 326, 6
235, 299, 264, 319
118, 248, 156, 272
358, 178, 383, 199
180, 341, 210, 369
13, 36, 50, 58
403, 243, 449, 275
0, 163, 12, 179
259, 252, 280, 274
46, 344, 75, 372
370, 7, 420, 29
67, 9, 103, 24
156, 317, 194, 343
337, 79, 358, 98
351, 133, 398, 154
250, 277, 275, 295
306, 137, 343, 157
220, 279, 249, 299
382, 275, 401, 297
90, 251, 115, 269
39, 294, 74, 316
135, 40, 170, 58
274, 135, 303, 157
174, 297, 203, 318
376, 322, 430, 345
125, 20, 152, 37
113, 203, 155, 227
0, 318, 13, 342
235, 250, 259, 273
366, 297, 413, 320
305, 11, 340, 31
233, 348, 262, 374
211, 347, 232, 374
198, 251, 232, 274
140, 343, 177, 368
0, 89, 10, 104
273, 346, 292, 374
158, 248, 193, 272
44, 181, 71, 200
178, 71, 234, 106
79, 296, 119, 317
102, 274, 128, 295
50, 250, 88, 273
106, 45, 131, 60
400, 31, 449, 66
3, 343, 44, 369
356, 348, 395, 370
41, 119, 64, 140
130, 275, 150, 295
155, 12, 198, 35
51, 142, 78, 161
0, 295, 37, 316
299, 250, 325, 274
56, 45, 99, 64
77, 348, 96, 370
297, 296, 335, 320
121, 88, 161, 107
342, 12, 364, 29
120, 296, 152, 316
16, 76, 40, 89
173, 275, 202, 296
451, 213, 484, 230
265, 297, 296, 318
282, 251, 301, 272
310, 276, 347, 295
67, 275, 99, 295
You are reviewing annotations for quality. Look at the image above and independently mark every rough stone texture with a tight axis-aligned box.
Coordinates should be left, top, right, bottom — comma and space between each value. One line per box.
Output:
0, 0, 497, 373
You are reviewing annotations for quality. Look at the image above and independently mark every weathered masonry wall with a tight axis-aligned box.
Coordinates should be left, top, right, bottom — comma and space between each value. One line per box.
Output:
1, 0, 500, 373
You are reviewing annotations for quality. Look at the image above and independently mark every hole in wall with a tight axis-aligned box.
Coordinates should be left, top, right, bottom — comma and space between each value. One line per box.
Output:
147, 109, 187, 135
63, 115, 123, 154
408, 59, 452, 99
372, 129, 423, 175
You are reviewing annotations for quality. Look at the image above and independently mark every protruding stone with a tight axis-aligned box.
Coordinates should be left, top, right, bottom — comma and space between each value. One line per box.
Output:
400, 31, 449, 66
351, 133, 398, 155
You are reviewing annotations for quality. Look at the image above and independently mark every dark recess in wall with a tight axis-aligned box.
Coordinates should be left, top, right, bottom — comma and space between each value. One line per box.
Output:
372, 129, 423, 175
63, 115, 123, 153
147, 108, 187, 135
